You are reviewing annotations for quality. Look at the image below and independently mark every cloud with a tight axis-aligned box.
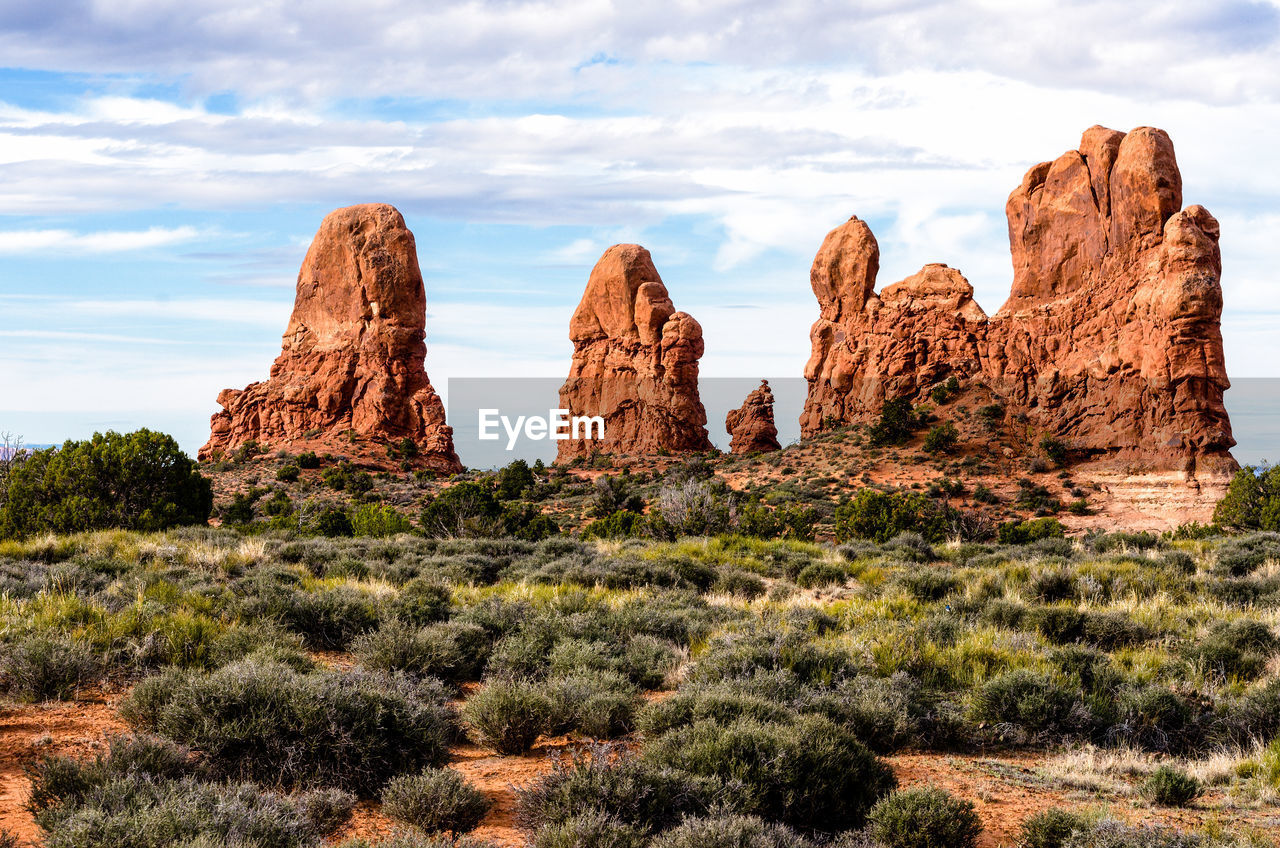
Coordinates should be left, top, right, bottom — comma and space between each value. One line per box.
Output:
0, 225, 199, 254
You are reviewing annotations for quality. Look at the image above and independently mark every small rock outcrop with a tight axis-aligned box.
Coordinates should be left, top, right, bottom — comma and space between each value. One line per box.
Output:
557, 244, 712, 460
726, 380, 781, 454
802, 126, 1234, 476
200, 203, 461, 472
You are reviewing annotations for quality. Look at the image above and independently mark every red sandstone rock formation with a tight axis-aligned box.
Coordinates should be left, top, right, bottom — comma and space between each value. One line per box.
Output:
802, 126, 1234, 476
727, 380, 781, 454
200, 203, 461, 472
557, 244, 712, 460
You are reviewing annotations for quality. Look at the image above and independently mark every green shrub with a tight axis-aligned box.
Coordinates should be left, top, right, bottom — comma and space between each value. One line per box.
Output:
542, 668, 638, 737
922, 423, 959, 455
277, 464, 300, 482
125, 660, 455, 795
0, 429, 212, 537
1039, 436, 1069, 467
297, 451, 321, 469
1142, 766, 1202, 807
463, 678, 553, 754
868, 397, 925, 447
796, 561, 845, 589
516, 750, 721, 835
998, 518, 1065, 545
1185, 619, 1278, 681
421, 483, 504, 538
26, 734, 352, 848
713, 568, 767, 598
532, 810, 647, 848
867, 787, 982, 848
898, 566, 957, 601
1115, 686, 1191, 753
1213, 465, 1280, 531
1061, 819, 1203, 848
1018, 808, 1090, 848
651, 814, 815, 848
352, 619, 489, 685
835, 489, 951, 544
351, 503, 413, 537
382, 767, 490, 835
643, 715, 896, 831
972, 670, 1080, 737
391, 578, 454, 625
0, 633, 98, 702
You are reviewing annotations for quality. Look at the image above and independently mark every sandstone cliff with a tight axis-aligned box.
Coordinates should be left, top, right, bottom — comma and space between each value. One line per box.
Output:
802, 126, 1234, 477
557, 244, 712, 460
200, 203, 461, 472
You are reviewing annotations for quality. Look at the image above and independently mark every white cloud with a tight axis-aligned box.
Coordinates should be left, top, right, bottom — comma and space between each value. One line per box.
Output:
0, 226, 200, 254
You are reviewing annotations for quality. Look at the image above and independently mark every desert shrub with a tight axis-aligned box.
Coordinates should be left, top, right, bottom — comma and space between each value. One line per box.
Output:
27, 735, 351, 848
313, 507, 354, 536
338, 836, 499, 848
1211, 533, 1280, 577
382, 767, 490, 835
713, 568, 767, 598
796, 561, 845, 589
1213, 465, 1280, 531
1162, 550, 1196, 574
125, 660, 455, 795
643, 715, 896, 830
1093, 531, 1161, 553
998, 518, 1065, 545
544, 670, 638, 738
972, 670, 1081, 737
835, 489, 950, 544
801, 673, 926, 754
1029, 568, 1078, 602
1039, 436, 1069, 467
867, 787, 982, 848
1082, 611, 1152, 650
277, 464, 300, 482
353, 619, 490, 685
0, 429, 212, 537
639, 687, 795, 736
1212, 678, 1280, 747
651, 815, 816, 848
1185, 620, 1278, 681
654, 480, 736, 538
464, 677, 553, 753
1019, 808, 1090, 848
391, 577, 454, 624
497, 459, 537, 500
1142, 766, 1202, 807
297, 451, 321, 469
898, 566, 957, 601
239, 583, 382, 649
581, 510, 646, 540
922, 423, 959, 455
1113, 686, 1192, 753
533, 810, 647, 848
868, 397, 924, 447
884, 532, 937, 563
351, 504, 413, 537
420, 483, 504, 538
1062, 819, 1203, 848
0, 633, 98, 702
1031, 607, 1086, 644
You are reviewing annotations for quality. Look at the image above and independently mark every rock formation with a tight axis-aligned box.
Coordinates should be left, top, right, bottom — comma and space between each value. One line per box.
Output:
557, 244, 712, 460
726, 380, 781, 454
199, 203, 461, 472
802, 126, 1234, 477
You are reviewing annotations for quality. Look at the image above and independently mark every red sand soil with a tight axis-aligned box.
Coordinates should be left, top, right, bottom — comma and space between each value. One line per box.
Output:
0, 690, 129, 841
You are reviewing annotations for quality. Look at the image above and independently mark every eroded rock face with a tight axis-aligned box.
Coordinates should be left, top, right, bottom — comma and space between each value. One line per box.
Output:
726, 380, 781, 454
557, 244, 712, 460
200, 203, 461, 472
802, 126, 1234, 475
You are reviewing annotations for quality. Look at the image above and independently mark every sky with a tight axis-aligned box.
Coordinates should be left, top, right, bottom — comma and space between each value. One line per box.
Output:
0, 0, 1278, 459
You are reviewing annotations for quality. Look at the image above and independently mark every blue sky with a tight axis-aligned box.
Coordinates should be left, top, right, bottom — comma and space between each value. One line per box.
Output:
1, 0, 1278, 457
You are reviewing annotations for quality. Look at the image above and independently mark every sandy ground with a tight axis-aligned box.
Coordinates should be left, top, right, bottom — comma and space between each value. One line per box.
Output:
5, 694, 1279, 847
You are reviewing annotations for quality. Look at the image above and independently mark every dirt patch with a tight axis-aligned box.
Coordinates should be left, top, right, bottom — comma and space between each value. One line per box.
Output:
0, 691, 129, 841
889, 751, 1280, 847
